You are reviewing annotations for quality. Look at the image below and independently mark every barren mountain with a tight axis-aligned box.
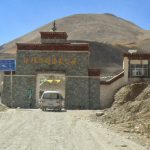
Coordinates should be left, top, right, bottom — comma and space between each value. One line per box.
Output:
0, 14, 150, 74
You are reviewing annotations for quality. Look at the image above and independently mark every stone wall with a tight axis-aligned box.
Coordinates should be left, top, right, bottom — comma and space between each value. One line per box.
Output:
65, 77, 89, 109
89, 77, 100, 109
2, 75, 36, 108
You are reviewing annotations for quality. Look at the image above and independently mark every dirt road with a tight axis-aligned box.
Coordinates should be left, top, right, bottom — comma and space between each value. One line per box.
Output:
0, 109, 148, 150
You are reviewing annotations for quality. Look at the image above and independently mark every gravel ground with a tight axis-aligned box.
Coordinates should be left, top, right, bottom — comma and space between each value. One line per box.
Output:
0, 109, 148, 150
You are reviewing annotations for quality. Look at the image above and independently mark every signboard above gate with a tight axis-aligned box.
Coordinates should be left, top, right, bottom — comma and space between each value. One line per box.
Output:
23, 57, 77, 65
0, 59, 16, 71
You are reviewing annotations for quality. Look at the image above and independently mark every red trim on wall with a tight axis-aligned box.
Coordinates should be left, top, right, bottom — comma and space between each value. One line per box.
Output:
88, 69, 100, 76
124, 53, 150, 60
17, 43, 89, 51
40, 32, 68, 39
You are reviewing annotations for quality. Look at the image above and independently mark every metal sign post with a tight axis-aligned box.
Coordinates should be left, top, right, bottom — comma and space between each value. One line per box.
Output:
10, 71, 13, 107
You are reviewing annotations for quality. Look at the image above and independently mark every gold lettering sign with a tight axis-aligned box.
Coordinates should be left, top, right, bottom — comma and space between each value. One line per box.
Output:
70, 58, 77, 65
64, 59, 68, 65
24, 57, 30, 64
58, 57, 63, 65
44, 57, 50, 65
52, 57, 57, 65
23, 56, 78, 65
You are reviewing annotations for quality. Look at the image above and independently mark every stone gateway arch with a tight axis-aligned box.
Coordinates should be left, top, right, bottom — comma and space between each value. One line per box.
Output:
2, 31, 100, 109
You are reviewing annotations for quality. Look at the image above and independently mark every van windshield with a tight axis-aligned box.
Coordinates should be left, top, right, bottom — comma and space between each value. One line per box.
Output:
43, 93, 59, 99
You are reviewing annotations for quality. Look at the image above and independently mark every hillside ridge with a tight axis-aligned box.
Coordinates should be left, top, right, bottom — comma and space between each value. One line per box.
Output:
0, 13, 150, 74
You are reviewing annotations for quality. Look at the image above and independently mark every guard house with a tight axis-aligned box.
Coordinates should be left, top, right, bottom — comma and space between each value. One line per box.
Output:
2, 28, 100, 109
123, 52, 150, 83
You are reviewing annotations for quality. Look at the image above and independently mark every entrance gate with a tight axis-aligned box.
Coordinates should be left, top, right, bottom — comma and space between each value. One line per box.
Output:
36, 73, 66, 107
2, 30, 100, 109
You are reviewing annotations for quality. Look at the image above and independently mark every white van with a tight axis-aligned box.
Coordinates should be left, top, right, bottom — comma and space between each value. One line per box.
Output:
39, 91, 64, 111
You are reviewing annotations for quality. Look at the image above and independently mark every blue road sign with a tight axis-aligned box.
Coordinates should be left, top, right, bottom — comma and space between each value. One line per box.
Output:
0, 59, 16, 71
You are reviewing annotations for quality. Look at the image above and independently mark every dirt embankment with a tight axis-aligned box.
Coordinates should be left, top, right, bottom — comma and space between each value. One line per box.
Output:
98, 82, 150, 146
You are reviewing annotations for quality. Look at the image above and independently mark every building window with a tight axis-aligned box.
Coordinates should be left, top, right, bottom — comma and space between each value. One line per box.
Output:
129, 64, 148, 77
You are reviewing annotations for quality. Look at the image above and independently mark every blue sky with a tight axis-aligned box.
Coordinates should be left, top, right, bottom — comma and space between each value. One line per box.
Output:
0, 0, 149, 45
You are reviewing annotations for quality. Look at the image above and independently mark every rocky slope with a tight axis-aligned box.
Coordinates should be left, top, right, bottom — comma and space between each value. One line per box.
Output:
90, 82, 150, 148
100, 83, 150, 139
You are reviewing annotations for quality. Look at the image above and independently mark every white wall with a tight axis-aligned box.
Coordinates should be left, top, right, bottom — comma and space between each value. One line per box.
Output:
100, 74, 126, 109
123, 57, 129, 83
